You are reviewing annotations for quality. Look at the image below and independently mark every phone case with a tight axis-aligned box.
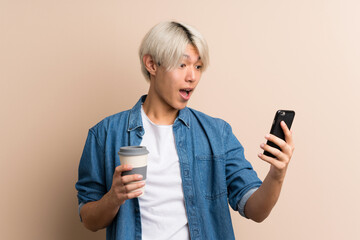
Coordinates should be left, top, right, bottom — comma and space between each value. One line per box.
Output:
263, 110, 295, 158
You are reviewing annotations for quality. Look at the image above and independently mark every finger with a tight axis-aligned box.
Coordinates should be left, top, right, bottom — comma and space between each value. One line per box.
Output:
121, 174, 143, 185
113, 165, 136, 187
124, 181, 145, 193
125, 190, 144, 200
281, 121, 294, 147
257, 152, 284, 169
260, 143, 285, 160
114, 164, 133, 177
265, 134, 291, 155
112, 180, 144, 196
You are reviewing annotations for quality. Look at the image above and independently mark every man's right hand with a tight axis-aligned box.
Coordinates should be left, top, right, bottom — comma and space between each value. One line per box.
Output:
108, 164, 145, 206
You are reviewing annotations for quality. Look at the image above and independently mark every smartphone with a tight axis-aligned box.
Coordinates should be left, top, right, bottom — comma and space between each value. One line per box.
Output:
264, 110, 295, 158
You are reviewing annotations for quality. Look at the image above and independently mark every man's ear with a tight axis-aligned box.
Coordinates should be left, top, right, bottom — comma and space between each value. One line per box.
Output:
143, 54, 158, 77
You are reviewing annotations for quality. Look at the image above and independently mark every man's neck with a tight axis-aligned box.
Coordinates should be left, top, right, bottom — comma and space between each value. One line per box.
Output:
142, 95, 179, 125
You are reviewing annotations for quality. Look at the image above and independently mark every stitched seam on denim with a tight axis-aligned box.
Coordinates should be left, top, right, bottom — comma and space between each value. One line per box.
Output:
89, 129, 105, 154
196, 155, 227, 199
195, 154, 225, 161
222, 121, 231, 201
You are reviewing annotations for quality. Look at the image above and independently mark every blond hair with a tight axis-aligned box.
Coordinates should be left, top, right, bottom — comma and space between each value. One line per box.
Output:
139, 21, 209, 81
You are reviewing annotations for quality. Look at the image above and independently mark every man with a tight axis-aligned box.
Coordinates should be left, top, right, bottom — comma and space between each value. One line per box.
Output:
76, 21, 295, 240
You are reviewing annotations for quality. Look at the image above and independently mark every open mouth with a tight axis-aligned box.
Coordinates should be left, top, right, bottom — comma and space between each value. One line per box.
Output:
179, 88, 193, 100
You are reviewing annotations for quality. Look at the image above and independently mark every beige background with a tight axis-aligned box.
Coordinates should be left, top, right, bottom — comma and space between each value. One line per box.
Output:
1, 0, 359, 239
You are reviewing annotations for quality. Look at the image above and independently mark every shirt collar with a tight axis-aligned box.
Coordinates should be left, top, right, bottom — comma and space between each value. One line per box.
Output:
127, 95, 190, 132
176, 106, 190, 129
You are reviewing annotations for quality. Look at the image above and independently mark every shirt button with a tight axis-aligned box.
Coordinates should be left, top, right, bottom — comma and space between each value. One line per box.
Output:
184, 170, 189, 177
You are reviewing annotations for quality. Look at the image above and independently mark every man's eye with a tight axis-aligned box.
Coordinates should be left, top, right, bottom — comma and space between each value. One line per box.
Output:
195, 65, 203, 70
180, 64, 186, 68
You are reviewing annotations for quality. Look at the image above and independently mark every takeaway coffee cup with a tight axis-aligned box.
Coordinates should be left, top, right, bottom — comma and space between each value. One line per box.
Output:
118, 146, 149, 196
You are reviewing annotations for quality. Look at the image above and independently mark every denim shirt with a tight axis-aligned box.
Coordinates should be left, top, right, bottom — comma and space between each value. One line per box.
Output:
76, 95, 262, 240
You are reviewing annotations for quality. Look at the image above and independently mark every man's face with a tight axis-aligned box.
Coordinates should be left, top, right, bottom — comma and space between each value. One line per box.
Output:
150, 44, 203, 111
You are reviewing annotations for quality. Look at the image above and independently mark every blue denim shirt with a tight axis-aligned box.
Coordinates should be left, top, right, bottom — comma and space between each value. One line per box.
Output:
76, 95, 262, 240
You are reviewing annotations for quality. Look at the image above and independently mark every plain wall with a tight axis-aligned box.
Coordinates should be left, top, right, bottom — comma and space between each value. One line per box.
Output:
1, 0, 359, 239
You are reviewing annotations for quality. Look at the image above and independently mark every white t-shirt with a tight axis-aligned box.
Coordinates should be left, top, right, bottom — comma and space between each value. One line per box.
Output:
139, 106, 190, 240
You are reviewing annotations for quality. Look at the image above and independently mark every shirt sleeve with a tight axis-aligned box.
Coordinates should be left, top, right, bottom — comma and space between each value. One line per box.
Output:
237, 187, 258, 218
222, 121, 263, 211
75, 130, 107, 212
78, 202, 85, 222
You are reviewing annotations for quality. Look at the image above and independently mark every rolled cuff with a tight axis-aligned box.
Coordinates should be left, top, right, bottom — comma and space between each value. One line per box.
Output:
237, 187, 258, 218
78, 202, 85, 222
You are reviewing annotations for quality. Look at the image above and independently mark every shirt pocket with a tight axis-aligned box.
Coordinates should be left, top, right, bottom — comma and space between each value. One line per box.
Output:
196, 154, 227, 200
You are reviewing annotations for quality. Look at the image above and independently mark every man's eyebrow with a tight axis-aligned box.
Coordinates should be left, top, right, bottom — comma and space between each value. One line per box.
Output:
183, 54, 202, 61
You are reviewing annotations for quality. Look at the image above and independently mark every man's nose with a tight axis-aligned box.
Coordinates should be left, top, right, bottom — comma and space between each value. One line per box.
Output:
185, 67, 196, 82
